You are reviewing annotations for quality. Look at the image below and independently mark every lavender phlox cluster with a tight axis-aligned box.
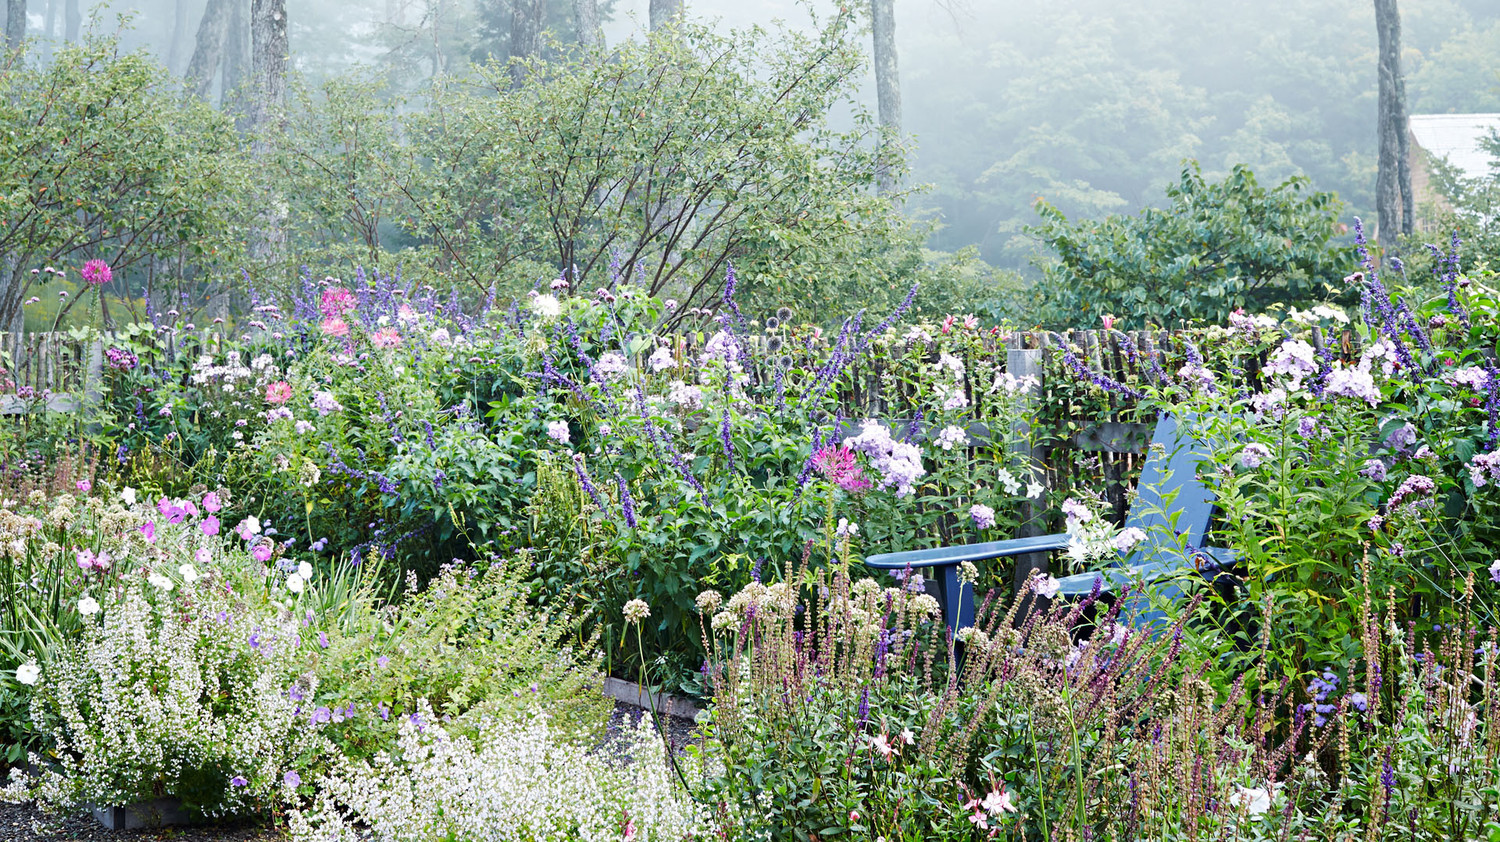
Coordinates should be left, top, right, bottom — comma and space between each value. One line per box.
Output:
594, 351, 630, 381
1442, 365, 1491, 391
667, 380, 703, 410
1387, 474, 1436, 513
1360, 459, 1388, 482
1239, 443, 1272, 469
1249, 388, 1287, 421
935, 424, 968, 451
1467, 451, 1500, 489
1265, 340, 1318, 390
1322, 360, 1381, 406
843, 421, 927, 497
969, 504, 996, 529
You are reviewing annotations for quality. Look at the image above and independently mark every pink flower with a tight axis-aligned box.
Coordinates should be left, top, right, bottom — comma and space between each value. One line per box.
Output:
941, 315, 957, 334
265, 381, 293, 404
320, 317, 349, 338
76, 549, 112, 571
371, 328, 402, 349
76, 480, 92, 493
1101, 314, 1116, 330
201, 515, 220, 537
195, 548, 212, 565
811, 445, 872, 494
319, 286, 357, 319
81, 259, 112, 286
140, 521, 156, 543
252, 543, 273, 563
202, 492, 222, 513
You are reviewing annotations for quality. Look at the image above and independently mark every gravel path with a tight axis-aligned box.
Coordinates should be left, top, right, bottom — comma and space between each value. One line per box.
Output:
0, 700, 699, 841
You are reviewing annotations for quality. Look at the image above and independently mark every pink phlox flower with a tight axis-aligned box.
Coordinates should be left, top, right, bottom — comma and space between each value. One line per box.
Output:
202, 492, 223, 513
140, 521, 157, 543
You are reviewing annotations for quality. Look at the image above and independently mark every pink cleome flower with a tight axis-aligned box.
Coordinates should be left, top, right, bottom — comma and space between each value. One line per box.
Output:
812, 445, 872, 494
320, 286, 357, 319
320, 317, 350, 338
371, 328, 402, 349
81, 259, 112, 286
265, 381, 293, 404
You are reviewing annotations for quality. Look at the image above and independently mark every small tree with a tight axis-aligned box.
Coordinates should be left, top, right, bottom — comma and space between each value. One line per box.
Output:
1031, 162, 1347, 328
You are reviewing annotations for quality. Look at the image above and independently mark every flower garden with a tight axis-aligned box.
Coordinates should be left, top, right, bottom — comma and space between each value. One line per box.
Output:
0, 224, 1499, 841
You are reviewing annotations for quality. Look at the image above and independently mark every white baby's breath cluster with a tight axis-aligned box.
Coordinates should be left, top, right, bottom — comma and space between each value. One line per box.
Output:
288, 704, 709, 842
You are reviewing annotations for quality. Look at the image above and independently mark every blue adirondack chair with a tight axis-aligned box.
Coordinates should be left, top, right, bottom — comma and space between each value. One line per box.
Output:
864, 414, 1238, 632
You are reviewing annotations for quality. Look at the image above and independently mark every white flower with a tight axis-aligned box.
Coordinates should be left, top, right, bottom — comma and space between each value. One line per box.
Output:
298, 561, 314, 580
899, 727, 915, 745
595, 351, 630, 380
648, 345, 676, 373
429, 327, 452, 346
546, 421, 570, 444
996, 468, 1022, 496
1232, 785, 1273, 815
835, 518, 859, 538
982, 789, 1017, 815
15, 662, 39, 686
1110, 527, 1148, 553
530, 294, 561, 318
148, 572, 175, 591
1026, 482, 1045, 500
285, 573, 306, 594
77, 596, 101, 616
122, 486, 137, 506
178, 564, 200, 584
623, 599, 651, 624
935, 425, 967, 451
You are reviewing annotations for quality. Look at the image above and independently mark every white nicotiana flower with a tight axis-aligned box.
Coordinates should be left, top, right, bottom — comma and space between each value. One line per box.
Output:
178, 564, 200, 584
148, 572, 175, 591
77, 596, 101, 616
15, 662, 40, 685
1026, 482, 1045, 500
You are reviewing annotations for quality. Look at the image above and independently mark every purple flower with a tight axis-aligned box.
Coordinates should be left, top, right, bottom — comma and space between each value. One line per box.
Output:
969, 504, 996, 530
139, 520, 156, 543
201, 515, 220, 537
546, 420, 570, 444
283, 771, 301, 788
1387, 475, 1437, 512
571, 454, 606, 510
1360, 459, 1388, 482
377, 655, 390, 669
616, 472, 638, 528
318, 632, 329, 649
230, 776, 249, 788
1488, 559, 1500, 584
1239, 443, 1272, 469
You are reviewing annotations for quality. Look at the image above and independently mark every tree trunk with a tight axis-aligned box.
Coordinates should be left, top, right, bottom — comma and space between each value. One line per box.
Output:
1374, 0, 1411, 248
223, 0, 249, 119
649, 0, 681, 31
62, 0, 76, 41
166, 0, 189, 73
5, 0, 25, 49
185, 0, 232, 99
870, 0, 902, 194
508, 0, 544, 88
573, 0, 601, 49
248, 0, 287, 265
43, 0, 55, 39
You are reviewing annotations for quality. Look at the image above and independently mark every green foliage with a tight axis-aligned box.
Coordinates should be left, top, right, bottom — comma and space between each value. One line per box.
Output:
0, 34, 249, 326
1031, 163, 1347, 328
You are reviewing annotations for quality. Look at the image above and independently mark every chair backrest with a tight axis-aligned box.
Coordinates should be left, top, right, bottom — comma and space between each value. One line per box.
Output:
1123, 414, 1217, 554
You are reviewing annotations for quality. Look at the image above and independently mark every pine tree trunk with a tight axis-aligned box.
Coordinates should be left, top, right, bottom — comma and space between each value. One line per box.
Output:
870, 0, 902, 194
223, 0, 249, 120
248, 0, 287, 265
185, 0, 232, 99
5, 0, 26, 49
167, 0, 189, 74
649, 0, 681, 31
573, 0, 601, 49
1374, 0, 1410, 248
508, 0, 544, 88
62, 0, 76, 41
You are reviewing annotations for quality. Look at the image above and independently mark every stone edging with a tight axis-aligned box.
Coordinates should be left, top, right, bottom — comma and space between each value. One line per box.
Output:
601, 677, 703, 720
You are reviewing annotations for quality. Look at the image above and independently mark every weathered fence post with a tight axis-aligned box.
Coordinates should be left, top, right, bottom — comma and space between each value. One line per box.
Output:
1007, 334, 1049, 597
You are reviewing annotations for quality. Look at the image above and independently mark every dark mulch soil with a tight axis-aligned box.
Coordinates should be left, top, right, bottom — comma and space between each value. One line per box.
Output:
0, 804, 281, 842
1, 700, 698, 840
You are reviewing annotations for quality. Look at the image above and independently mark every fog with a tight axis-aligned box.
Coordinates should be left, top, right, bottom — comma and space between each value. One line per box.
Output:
10, 0, 1500, 269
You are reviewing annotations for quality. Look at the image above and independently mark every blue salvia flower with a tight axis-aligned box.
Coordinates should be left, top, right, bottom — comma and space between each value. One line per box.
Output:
423, 420, 437, 451
857, 686, 870, 728
857, 282, 919, 352
1060, 346, 1143, 400
616, 472, 637, 528
773, 365, 787, 414
719, 379, 735, 471
722, 263, 746, 333
1485, 362, 1500, 452
571, 454, 606, 511
792, 425, 828, 501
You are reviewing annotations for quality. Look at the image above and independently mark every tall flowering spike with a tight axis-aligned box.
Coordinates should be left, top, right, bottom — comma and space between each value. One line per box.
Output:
616, 472, 638, 528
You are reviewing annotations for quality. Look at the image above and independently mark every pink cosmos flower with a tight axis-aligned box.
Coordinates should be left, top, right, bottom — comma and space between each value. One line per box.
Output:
201, 515, 220, 537
265, 381, 293, 404
76, 480, 92, 493
371, 328, 402, 349
81, 259, 112, 286
320, 317, 349, 338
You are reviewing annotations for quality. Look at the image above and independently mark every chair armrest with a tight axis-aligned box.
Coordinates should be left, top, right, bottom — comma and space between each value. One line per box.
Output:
865, 533, 1070, 570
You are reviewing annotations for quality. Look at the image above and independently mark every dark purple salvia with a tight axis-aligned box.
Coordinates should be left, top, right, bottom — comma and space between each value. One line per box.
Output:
1061, 346, 1144, 400
571, 454, 606, 511
792, 425, 829, 501
423, 420, 437, 451
719, 379, 735, 471
722, 263, 746, 333
857, 282, 920, 352
616, 472, 638, 528
1484, 362, 1500, 451
856, 685, 870, 728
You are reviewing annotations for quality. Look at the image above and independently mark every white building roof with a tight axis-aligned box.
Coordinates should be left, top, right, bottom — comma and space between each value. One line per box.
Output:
1409, 113, 1500, 180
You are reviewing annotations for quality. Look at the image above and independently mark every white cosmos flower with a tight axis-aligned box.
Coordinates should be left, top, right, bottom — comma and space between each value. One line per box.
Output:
285, 573, 305, 594
15, 662, 40, 686
77, 596, 101, 616
1027, 482, 1045, 500
148, 572, 175, 591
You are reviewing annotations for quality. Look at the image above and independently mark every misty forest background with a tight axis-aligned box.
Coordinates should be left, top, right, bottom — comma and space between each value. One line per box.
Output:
2, 0, 1500, 332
